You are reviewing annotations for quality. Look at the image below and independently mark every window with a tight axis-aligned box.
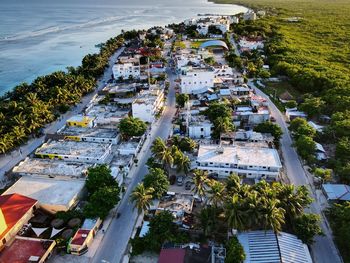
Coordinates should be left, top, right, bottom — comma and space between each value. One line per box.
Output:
201, 128, 204, 131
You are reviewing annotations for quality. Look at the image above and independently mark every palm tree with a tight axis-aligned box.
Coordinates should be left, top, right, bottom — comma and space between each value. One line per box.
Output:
276, 184, 311, 224
192, 169, 209, 201
207, 180, 225, 207
151, 137, 167, 159
174, 151, 191, 175
260, 198, 285, 233
246, 191, 262, 228
225, 194, 245, 231
225, 173, 241, 194
130, 183, 154, 214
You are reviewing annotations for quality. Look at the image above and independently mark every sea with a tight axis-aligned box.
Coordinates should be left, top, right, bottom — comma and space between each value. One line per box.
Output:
0, 0, 247, 95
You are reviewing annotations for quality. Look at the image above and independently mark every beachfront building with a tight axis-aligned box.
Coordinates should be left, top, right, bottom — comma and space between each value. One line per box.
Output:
35, 140, 112, 164
0, 194, 37, 250
112, 58, 141, 80
3, 177, 85, 213
180, 67, 215, 94
132, 87, 164, 123
196, 143, 282, 180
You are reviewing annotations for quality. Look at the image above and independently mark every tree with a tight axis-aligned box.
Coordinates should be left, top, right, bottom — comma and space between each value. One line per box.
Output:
285, 100, 297, 109
225, 194, 245, 231
314, 168, 332, 182
175, 94, 189, 108
192, 170, 209, 200
289, 118, 308, 133
204, 102, 232, 122
204, 56, 215, 65
225, 236, 246, 263
326, 202, 350, 261
213, 116, 235, 139
293, 213, 323, 245
83, 186, 120, 219
151, 137, 167, 159
254, 121, 283, 141
130, 183, 154, 214
145, 210, 178, 251
118, 117, 147, 140
86, 165, 118, 195
299, 97, 325, 117
171, 135, 197, 152
259, 198, 285, 233
173, 151, 191, 175
335, 137, 350, 162
198, 206, 221, 238
295, 135, 316, 161
207, 180, 225, 207
143, 168, 169, 199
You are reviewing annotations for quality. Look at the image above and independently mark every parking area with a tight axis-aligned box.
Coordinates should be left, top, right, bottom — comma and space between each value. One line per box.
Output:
168, 175, 193, 194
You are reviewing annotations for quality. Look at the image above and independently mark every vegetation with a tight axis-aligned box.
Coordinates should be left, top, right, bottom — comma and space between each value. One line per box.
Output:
254, 121, 283, 142
193, 174, 316, 240
204, 102, 235, 138
0, 33, 125, 154
294, 135, 316, 162
143, 168, 169, 199
175, 93, 189, 108
171, 135, 197, 152
151, 137, 191, 175
118, 116, 147, 140
225, 236, 246, 263
84, 165, 120, 219
131, 210, 189, 254
130, 183, 154, 214
326, 202, 350, 262
293, 213, 323, 245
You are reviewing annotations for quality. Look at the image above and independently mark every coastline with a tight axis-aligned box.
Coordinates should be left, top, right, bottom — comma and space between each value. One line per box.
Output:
0, 1, 248, 95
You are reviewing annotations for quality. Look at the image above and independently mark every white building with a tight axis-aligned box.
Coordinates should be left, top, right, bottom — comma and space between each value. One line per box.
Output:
188, 120, 213, 139
196, 16, 231, 36
180, 67, 215, 94
58, 126, 120, 145
233, 106, 270, 128
3, 177, 85, 213
112, 58, 141, 80
35, 140, 112, 164
196, 144, 282, 179
132, 86, 164, 123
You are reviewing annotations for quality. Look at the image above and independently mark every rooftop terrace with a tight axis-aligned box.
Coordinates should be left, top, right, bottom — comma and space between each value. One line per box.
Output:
12, 158, 91, 178
35, 140, 111, 159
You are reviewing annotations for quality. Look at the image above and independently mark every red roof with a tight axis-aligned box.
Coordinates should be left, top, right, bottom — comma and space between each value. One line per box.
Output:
0, 237, 54, 263
0, 194, 37, 241
158, 248, 185, 263
70, 229, 90, 246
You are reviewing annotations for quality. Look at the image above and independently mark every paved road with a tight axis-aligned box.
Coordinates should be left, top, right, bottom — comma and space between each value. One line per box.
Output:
0, 47, 125, 183
91, 68, 177, 263
248, 80, 342, 263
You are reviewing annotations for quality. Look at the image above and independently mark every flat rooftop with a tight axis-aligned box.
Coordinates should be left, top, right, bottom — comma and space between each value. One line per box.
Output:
12, 158, 91, 178
86, 105, 129, 123
35, 140, 111, 159
0, 237, 55, 263
4, 176, 85, 208
197, 144, 282, 168
58, 126, 118, 139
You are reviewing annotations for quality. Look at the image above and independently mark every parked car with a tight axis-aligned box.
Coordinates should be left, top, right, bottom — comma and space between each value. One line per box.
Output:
270, 116, 276, 122
185, 181, 192, 190
176, 176, 184, 186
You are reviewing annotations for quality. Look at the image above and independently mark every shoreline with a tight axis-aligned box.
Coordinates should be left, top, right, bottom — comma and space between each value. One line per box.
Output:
0, 1, 248, 95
